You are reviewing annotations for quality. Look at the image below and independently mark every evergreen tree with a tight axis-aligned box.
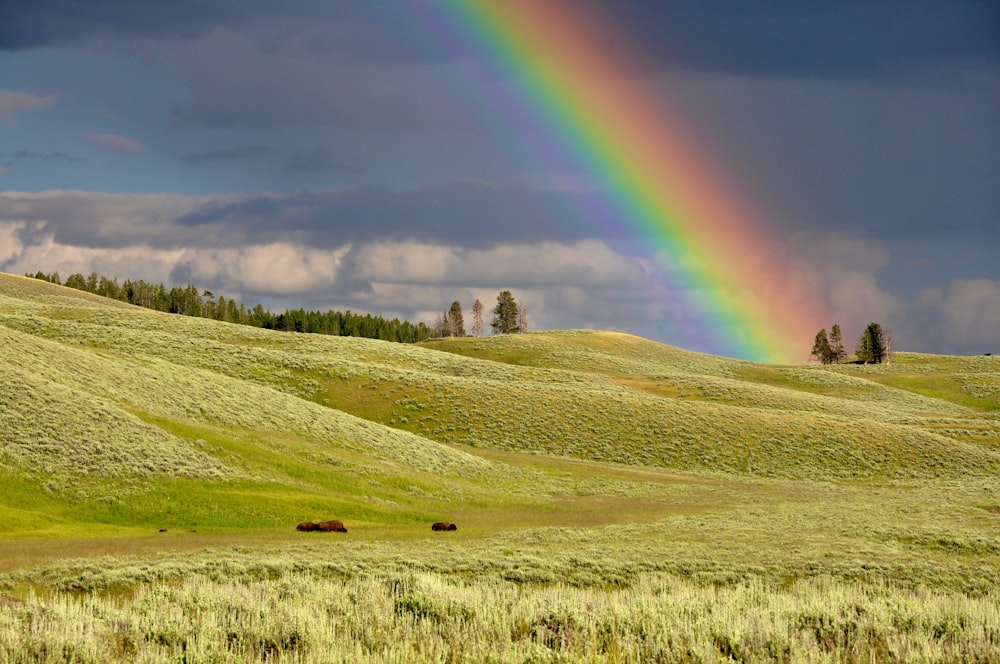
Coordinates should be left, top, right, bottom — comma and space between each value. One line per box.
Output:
65, 273, 87, 290
810, 329, 833, 364
491, 290, 519, 335
471, 298, 484, 337
829, 324, 845, 364
446, 300, 465, 337
855, 322, 886, 364
21, 267, 431, 343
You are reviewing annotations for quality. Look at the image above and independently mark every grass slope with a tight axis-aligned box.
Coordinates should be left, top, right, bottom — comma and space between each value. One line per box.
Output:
2, 272, 999, 660
2, 272, 999, 527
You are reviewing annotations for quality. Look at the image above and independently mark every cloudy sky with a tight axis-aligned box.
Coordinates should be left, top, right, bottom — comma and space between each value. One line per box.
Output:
1, 1, 997, 360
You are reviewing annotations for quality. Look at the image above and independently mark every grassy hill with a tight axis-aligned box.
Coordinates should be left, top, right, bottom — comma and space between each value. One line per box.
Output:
2, 270, 999, 533
2, 271, 999, 661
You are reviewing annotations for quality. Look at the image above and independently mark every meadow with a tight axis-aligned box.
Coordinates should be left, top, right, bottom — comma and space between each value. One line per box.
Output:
1, 272, 998, 662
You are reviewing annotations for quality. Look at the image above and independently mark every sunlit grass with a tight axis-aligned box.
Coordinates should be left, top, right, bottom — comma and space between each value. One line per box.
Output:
3, 272, 1000, 659
1, 572, 997, 662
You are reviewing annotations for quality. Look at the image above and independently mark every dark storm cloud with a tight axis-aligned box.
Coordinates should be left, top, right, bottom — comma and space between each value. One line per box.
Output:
285, 146, 354, 173
0, 0, 255, 49
592, 0, 999, 80
174, 183, 605, 248
0, 1, 453, 64
165, 47, 477, 132
0, 183, 605, 251
13, 150, 85, 163
5, 1, 994, 81
179, 146, 274, 164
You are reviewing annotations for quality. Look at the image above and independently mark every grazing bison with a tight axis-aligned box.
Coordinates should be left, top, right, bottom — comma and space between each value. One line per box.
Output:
431, 522, 457, 531
314, 519, 348, 533
296, 520, 348, 532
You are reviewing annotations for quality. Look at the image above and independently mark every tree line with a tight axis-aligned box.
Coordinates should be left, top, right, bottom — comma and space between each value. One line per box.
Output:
435, 290, 527, 337
811, 321, 893, 365
27, 271, 433, 343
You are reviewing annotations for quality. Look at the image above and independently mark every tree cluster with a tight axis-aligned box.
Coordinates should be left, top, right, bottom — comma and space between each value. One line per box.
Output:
435, 300, 465, 337
855, 322, 892, 365
432, 291, 527, 338
810, 321, 893, 364
810, 324, 845, 365
28, 271, 432, 343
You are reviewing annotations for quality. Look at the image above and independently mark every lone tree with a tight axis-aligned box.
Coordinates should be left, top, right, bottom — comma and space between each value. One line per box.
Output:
855, 322, 887, 364
471, 298, 484, 337
810, 329, 833, 364
491, 290, 519, 335
446, 300, 465, 337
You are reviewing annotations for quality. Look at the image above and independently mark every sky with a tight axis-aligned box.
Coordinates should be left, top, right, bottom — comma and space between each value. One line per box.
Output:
1, 0, 998, 361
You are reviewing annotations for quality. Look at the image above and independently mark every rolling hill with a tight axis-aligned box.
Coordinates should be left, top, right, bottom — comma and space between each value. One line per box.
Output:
2, 271, 1000, 660
2, 270, 999, 543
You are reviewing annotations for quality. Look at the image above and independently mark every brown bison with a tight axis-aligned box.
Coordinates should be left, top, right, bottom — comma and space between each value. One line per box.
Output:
314, 519, 348, 533
296, 520, 347, 532
431, 522, 457, 531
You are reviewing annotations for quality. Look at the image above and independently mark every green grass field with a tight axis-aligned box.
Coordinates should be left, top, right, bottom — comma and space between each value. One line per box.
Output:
1, 272, 998, 662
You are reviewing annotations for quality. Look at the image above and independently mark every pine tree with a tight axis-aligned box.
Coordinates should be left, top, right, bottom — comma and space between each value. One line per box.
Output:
446, 300, 465, 337
491, 290, 519, 335
811, 329, 832, 364
855, 322, 886, 364
471, 298, 483, 337
829, 324, 845, 364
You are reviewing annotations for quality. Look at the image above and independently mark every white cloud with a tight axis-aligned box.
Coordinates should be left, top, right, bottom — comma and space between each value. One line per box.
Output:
0, 228, 185, 285
87, 133, 147, 153
175, 243, 348, 295
0, 221, 26, 262
0, 90, 55, 123
790, 230, 905, 333
345, 239, 653, 289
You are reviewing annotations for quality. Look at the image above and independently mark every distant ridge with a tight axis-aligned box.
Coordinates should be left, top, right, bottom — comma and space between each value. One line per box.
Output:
22, 269, 433, 342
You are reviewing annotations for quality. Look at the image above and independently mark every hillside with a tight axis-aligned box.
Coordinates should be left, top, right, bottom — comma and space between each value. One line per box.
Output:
3, 271, 1000, 660
0, 275, 1000, 510
0, 271, 996, 535
0, 276, 1000, 504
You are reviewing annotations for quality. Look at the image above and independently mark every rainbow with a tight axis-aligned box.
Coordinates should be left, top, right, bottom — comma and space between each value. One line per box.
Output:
432, 1, 823, 363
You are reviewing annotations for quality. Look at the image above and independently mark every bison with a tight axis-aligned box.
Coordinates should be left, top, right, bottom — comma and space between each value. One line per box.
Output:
431, 522, 457, 531
314, 519, 348, 533
296, 521, 317, 532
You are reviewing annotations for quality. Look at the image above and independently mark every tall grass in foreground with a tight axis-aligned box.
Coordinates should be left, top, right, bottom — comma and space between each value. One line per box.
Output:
1, 572, 997, 663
